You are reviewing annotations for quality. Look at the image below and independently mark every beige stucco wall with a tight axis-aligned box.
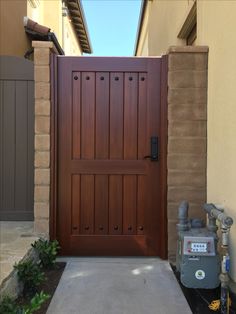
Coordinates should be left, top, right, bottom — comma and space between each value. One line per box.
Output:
137, 0, 195, 57
27, 0, 82, 56
136, 0, 236, 282
196, 1, 236, 282
0, 0, 30, 56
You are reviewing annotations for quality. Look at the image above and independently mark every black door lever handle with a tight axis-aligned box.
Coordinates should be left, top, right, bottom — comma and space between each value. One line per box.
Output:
144, 137, 158, 161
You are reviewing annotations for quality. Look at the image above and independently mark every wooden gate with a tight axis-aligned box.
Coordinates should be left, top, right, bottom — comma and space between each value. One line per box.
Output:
0, 56, 34, 220
52, 56, 167, 257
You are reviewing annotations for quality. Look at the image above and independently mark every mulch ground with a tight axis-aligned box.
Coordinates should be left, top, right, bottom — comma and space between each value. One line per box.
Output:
17, 262, 66, 314
171, 264, 236, 314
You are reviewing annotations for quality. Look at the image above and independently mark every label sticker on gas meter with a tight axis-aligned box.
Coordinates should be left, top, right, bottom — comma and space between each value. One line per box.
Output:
195, 270, 205, 280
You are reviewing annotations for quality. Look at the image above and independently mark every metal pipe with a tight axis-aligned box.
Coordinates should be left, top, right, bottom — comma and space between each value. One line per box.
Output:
203, 203, 233, 314
203, 203, 233, 228
177, 200, 189, 232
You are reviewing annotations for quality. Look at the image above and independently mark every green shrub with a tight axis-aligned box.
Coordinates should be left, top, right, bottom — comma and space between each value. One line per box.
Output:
0, 291, 50, 314
0, 296, 19, 314
23, 291, 50, 314
14, 260, 45, 297
32, 239, 60, 269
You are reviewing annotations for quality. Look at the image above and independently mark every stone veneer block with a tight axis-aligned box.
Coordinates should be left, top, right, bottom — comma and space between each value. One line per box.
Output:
34, 219, 49, 234
168, 121, 207, 137
34, 66, 50, 82
167, 170, 206, 187
35, 100, 51, 116
168, 104, 207, 120
168, 137, 207, 154
168, 154, 206, 170
168, 88, 207, 105
168, 70, 207, 88
35, 82, 50, 100
35, 116, 50, 134
34, 186, 50, 202
35, 151, 50, 168
34, 169, 50, 185
168, 187, 206, 203
34, 202, 50, 219
169, 53, 208, 71
35, 135, 50, 151
34, 48, 50, 66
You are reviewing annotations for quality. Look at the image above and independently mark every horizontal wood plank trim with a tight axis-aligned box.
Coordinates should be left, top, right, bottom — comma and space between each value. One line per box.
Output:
58, 56, 153, 72
71, 160, 148, 175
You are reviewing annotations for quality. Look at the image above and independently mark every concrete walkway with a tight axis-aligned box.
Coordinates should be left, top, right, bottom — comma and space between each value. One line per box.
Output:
47, 258, 192, 314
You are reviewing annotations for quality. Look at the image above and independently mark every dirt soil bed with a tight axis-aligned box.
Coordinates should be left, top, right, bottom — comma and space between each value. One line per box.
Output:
17, 262, 66, 314
171, 264, 236, 314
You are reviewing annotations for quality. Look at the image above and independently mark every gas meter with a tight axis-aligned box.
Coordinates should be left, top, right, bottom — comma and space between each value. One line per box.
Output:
176, 201, 221, 289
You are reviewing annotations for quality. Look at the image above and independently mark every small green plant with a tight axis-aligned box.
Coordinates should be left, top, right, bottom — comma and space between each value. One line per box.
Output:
0, 296, 19, 314
23, 291, 50, 314
32, 238, 60, 269
14, 260, 45, 297
0, 291, 50, 314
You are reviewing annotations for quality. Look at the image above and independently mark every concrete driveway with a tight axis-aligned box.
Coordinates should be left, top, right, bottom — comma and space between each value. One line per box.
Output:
47, 258, 192, 314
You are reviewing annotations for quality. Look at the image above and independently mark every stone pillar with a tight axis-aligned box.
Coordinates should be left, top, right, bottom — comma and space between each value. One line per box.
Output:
167, 46, 208, 260
32, 41, 58, 235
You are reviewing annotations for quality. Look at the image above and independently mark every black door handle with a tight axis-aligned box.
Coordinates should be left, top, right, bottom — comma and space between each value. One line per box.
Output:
144, 136, 158, 161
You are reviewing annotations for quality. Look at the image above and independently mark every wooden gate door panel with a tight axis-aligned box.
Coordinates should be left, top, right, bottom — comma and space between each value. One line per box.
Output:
57, 57, 166, 257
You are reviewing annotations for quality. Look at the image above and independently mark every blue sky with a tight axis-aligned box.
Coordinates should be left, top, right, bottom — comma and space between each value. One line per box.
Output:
81, 0, 142, 56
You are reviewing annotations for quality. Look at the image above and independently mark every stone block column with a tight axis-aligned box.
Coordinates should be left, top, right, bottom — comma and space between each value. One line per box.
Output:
167, 46, 208, 260
32, 41, 58, 235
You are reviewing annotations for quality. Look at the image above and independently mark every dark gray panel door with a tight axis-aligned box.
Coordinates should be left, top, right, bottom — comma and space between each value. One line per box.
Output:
0, 56, 34, 220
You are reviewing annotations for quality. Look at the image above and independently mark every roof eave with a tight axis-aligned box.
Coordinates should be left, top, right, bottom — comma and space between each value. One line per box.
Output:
134, 0, 148, 56
66, 0, 92, 54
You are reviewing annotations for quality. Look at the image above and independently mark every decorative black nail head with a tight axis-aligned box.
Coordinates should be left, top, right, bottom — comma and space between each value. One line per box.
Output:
86, 76, 90, 80
74, 76, 78, 80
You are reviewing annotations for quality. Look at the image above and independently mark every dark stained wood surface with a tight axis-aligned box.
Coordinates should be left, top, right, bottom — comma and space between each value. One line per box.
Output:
0, 57, 34, 220
55, 57, 167, 257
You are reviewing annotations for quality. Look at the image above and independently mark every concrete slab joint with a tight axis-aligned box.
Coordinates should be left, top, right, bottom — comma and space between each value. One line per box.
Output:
167, 46, 208, 261
32, 41, 58, 236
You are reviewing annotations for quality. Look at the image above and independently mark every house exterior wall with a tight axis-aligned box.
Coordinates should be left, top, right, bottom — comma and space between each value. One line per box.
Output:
27, 0, 82, 56
136, 0, 236, 282
0, 0, 30, 56
0, 0, 82, 57
196, 1, 236, 282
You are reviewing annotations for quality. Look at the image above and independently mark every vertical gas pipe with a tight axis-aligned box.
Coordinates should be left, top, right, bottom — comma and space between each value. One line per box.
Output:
203, 203, 234, 314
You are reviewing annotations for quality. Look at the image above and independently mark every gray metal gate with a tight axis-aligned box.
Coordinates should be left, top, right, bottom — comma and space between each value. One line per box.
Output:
0, 56, 34, 220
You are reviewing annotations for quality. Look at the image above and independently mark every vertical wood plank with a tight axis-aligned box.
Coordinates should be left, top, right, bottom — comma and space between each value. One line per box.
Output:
137, 175, 146, 235
80, 174, 94, 234
123, 73, 138, 234
95, 72, 109, 159
72, 72, 81, 159
3, 81, 15, 210
0, 81, 3, 211
71, 175, 80, 235
123, 175, 137, 235
109, 175, 123, 235
81, 72, 95, 159
124, 73, 138, 160
138, 73, 148, 159
137, 73, 148, 235
27, 81, 34, 217
110, 72, 123, 159
15, 81, 27, 210
109, 73, 124, 234
95, 175, 108, 234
